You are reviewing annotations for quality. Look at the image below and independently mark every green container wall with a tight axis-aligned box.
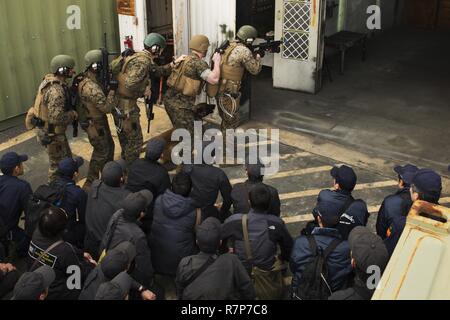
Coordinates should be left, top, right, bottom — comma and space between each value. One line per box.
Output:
0, 0, 119, 121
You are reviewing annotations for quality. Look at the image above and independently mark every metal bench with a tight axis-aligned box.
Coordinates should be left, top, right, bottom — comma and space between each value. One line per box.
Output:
325, 31, 368, 74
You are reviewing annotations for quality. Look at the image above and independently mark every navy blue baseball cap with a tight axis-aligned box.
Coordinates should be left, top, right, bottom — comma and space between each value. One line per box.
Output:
57, 157, 84, 177
394, 164, 419, 186
0, 152, 28, 169
411, 168, 442, 198
331, 165, 357, 192
314, 199, 341, 227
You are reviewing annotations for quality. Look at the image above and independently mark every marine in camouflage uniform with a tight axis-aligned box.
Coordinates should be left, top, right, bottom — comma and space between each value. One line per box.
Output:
209, 26, 262, 140
26, 55, 78, 182
114, 33, 174, 165
164, 57, 210, 138
164, 35, 221, 146
76, 50, 117, 186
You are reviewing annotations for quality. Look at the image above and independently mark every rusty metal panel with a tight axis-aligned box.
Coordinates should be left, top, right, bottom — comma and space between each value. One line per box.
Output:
373, 201, 450, 300
0, 0, 120, 121
117, 0, 136, 16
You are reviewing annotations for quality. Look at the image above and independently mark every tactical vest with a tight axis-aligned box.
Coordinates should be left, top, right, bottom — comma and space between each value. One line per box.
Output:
167, 56, 203, 98
206, 42, 245, 98
116, 52, 153, 99
77, 76, 105, 120
27, 74, 71, 134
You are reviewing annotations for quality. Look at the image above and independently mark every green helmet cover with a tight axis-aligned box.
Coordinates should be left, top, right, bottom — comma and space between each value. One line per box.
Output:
50, 55, 76, 73
144, 33, 167, 49
237, 25, 258, 41
84, 50, 102, 68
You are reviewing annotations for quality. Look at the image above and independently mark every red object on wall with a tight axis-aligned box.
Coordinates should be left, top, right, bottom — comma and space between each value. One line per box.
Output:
124, 36, 134, 49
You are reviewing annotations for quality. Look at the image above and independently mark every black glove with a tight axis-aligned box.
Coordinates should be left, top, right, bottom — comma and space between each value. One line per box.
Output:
122, 48, 135, 58
256, 49, 266, 58
109, 80, 119, 91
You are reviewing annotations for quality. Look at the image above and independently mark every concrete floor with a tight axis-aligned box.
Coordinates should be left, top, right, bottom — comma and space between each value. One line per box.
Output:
252, 26, 450, 176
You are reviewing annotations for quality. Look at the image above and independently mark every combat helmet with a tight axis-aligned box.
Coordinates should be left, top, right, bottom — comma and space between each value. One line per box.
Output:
237, 25, 258, 42
84, 50, 102, 68
189, 35, 210, 54
50, 55, 76, 74
144, 33, 167, 50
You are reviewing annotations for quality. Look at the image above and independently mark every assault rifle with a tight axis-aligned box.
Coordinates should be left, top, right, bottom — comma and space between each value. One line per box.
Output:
211, 40, 230, 69
70, 74, 85, 138
251, 39, 282, 58
100, 33, 119, 94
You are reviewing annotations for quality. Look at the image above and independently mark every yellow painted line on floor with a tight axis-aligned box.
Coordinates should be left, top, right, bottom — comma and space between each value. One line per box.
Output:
283, 214, 314, 224
260, 152, 314, 164
0, 130, 36, 153
230, 165, 339, 185
280, 180, 398, 201
77, 178, 87, 188
245, 140, 274, 148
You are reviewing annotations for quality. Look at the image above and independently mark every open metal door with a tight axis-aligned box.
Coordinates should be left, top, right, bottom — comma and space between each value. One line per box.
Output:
274, 0, 325, 93
173, 0, 244, 124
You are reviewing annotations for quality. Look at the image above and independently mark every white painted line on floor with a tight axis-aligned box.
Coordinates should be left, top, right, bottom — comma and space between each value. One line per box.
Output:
280, 180, 398, 201
0, 130, 36, 153
230, 165, 339, 185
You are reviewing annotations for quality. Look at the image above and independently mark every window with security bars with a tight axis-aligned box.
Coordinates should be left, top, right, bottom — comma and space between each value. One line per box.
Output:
282, 0, 311, 60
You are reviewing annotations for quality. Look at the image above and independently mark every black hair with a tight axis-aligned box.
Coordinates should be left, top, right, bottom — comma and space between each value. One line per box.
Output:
1, 167, 14, 176
38, 207, 68, 239
320, 216, 340, 228
249, 184, 271, 212
412, 185, 440, 204
248, 174, 263, 183
172, 172, 192, 197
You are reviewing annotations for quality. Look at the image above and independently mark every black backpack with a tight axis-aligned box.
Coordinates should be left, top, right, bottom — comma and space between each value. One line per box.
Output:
25, 182, 68, 238
293, 236, 342, 300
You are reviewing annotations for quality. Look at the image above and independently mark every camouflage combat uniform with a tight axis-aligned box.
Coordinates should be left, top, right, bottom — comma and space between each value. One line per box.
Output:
77, 71, 117, 184
34, 74, 75, 182
216, 42, 262, 133
115, 50, 172, 165
164, 54, 211, 138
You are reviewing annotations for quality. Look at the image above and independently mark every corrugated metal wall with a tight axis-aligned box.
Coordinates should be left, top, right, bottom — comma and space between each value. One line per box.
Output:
189, 0, 236, 53
0, 0, 120, 121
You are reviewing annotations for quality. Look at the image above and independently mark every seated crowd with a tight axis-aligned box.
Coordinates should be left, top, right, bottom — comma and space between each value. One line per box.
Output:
0, 138, 445, 300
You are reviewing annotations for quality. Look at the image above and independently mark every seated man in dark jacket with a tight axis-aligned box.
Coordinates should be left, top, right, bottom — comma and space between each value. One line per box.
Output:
384, 169, 442, 256
182, 147, 232, 222
99, 190, 156, 292
305, 165, 369, 240
150, 172, 199, 277
376, 164, 419, 239
28, 207, 96, 300
84, 160, 130, 260
79, 241, 155, 300
53, 157, 88, 249
222, 184, 293, 273
127, 138, 171, 233
231, 162, 281, 216
176, 217, 255, 300
329, 227, 389, 300
0, 152, 33, 259
291, 199, 352, 296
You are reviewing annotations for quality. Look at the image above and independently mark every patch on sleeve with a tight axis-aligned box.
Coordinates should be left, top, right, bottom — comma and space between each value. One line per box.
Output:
28, 241, 58, 268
